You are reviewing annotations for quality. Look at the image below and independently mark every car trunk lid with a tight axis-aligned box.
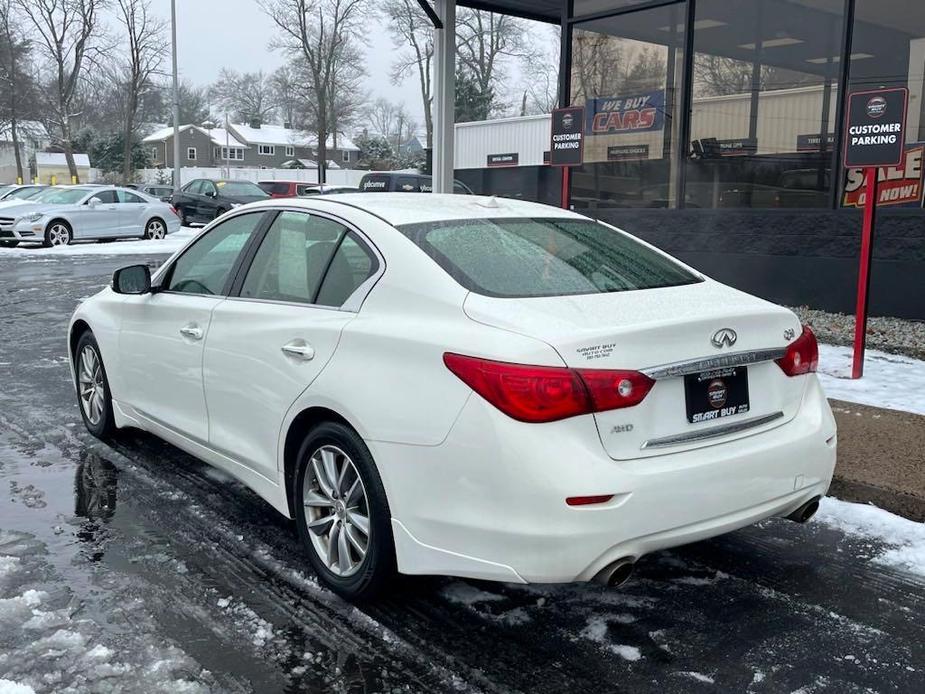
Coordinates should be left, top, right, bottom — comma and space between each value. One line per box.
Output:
463, 280, 806, 459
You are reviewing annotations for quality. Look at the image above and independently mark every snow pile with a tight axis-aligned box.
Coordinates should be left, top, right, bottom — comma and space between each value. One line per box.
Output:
0, 680, 36, 694
578, 616, 642, 662
0, 227, 198, 258
817, 497, 925, 575
817, 344, 925, 416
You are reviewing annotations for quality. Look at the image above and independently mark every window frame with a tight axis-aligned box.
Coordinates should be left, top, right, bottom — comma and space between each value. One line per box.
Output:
285, 145, 295, 157
224, 206, 385, 313
154, 211, 273, 298
258, 144, 276, 156
187, 146, 197, 161
221, 146, 245, 161
341, 150, 350, 163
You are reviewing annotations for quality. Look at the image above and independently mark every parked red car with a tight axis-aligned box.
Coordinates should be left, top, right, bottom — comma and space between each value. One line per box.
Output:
257, 180, 319, 198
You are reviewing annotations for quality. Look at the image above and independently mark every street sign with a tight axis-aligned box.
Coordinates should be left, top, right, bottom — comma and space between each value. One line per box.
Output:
844, 88, 908, 168
844, 87, 909, 379
550, 106, 585, 167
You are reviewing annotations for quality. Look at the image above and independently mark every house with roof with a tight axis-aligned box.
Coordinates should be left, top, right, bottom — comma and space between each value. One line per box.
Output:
142, 122, 360, 170
0, 121, 52, 183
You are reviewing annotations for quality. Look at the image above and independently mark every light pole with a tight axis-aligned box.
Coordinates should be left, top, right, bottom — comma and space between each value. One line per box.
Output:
170, 0, 180, 191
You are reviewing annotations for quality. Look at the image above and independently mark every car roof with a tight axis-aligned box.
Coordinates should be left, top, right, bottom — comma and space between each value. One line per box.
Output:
248, 193, 584, 227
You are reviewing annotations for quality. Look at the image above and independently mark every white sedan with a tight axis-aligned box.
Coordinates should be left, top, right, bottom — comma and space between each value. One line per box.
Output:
68, 194, 836, 600
0, 185, 180, 248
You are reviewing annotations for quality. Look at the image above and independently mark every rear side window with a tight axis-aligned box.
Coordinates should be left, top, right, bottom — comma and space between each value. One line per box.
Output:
397, 217, 701, 298
260, 182, 290, 195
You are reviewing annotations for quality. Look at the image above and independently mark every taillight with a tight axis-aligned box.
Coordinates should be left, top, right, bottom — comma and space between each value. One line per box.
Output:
443, 353, 654, 423
776, 325, 818, 376
169, 206, 179, 218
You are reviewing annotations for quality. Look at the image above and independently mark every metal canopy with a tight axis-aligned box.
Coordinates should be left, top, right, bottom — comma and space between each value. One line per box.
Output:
459, 0, 560, 24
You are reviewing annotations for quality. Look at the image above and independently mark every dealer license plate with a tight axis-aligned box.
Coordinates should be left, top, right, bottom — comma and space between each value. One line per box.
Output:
684, 367, 750, 424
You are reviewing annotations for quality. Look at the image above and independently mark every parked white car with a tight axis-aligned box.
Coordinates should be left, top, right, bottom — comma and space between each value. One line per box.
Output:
68, 194, 836, 599
0, 185, 180, 248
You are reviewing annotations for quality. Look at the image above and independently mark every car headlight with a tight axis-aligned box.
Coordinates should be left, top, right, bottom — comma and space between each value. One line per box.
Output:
26, 212, 44, 223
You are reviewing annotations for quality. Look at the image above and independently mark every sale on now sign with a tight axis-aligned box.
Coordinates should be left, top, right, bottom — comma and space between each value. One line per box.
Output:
843, 144, 924, 208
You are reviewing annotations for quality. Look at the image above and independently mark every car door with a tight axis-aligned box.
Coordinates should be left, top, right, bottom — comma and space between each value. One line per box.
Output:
78, 189, 121, 239
202, 209, 381, 481
118, 211, 269, 441
116, 189, 148, 236
197, 181, 220, 220
176, 180, 204, 222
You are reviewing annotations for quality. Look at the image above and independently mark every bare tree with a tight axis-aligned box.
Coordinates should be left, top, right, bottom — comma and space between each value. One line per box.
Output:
260, 0, 370, 182
519, 25, 559, 115
367, 96, 397, 140
211, 68, 276, 125
0, 0, 38, 182
14, 0, 106, 182
694, 54, 815, 97
268, 64, 301, 127
383, 0, 432, 147
455, 9, 535, 117
114, 0, 166, 181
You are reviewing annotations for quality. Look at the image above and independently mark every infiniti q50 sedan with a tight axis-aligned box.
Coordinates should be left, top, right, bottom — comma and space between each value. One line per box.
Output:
67, 194, 836, 599
0, 185, 180, 248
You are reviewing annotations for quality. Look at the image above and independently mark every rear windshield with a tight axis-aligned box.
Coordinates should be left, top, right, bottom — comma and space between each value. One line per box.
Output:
396, 217, 701, 298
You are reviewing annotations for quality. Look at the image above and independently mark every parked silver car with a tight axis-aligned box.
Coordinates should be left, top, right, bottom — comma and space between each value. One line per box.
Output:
0, 186, 181, 248
0, 184, 47, 202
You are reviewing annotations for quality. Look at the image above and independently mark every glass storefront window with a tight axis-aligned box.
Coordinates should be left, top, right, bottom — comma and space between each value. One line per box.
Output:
684, 0, 846, 209
569, 2, 687, 210
842, 1, 925, 210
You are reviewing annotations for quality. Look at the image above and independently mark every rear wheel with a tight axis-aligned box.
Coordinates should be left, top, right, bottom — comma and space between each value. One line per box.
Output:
178, 206, 190, 226
74, 331, 116, 439
44, 221, 72, 248
294, 422, 396, 600
143, 217, 167, 240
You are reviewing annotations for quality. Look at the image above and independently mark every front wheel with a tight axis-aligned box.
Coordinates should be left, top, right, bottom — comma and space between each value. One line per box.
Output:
74, 332, 116, 439
295, 422, 396, 600
144, 217, 167, 240
44, 221, 72, 248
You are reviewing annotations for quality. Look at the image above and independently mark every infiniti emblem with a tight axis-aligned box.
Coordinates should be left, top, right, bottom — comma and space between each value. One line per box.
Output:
711, 328, 737, 349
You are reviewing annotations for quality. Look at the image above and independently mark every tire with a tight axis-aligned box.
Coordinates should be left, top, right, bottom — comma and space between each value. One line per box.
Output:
294, 422, 396, 600
0, 240, 18, 248
178, 207, 190, 227
143, 217, 167, 240
74, 331, 116, 439
43, 220, 72, 248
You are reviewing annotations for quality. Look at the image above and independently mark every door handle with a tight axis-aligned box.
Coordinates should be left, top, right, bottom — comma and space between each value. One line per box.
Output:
179, 324, 204, 340
281, 340, 315, 361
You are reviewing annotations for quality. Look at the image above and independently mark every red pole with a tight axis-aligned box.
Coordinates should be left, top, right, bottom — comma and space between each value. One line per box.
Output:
561, 166, 570, 209
851, 167, 878, 379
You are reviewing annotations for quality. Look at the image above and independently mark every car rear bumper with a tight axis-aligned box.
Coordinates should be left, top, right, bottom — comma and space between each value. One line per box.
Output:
372, 375, 836, 584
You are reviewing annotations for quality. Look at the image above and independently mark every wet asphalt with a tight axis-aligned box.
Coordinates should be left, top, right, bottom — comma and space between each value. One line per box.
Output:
0, 252, 923, 693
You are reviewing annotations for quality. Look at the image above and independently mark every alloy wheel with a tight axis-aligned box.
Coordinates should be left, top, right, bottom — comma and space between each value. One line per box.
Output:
49, 223, 70, 246
147, 220, 166, 240
302, 445, 371, 577
77, 345, 105, 426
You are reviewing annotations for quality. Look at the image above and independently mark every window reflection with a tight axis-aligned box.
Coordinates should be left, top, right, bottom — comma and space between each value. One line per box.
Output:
685, 0, 845, 208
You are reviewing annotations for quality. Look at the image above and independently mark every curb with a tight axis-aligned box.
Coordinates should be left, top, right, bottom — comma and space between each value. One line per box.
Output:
830, 476, 925, 523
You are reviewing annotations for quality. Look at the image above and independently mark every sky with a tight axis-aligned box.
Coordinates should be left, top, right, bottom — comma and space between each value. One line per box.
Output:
147, 0, 427, 123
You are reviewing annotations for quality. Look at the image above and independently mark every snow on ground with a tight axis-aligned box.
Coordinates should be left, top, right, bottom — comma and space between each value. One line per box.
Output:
0, 227, 198, 258
816, 497, 925, 576
817, 343, 925, 416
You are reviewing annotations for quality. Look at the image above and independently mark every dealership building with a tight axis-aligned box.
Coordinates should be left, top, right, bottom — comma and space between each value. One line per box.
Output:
452, 0, 925, 318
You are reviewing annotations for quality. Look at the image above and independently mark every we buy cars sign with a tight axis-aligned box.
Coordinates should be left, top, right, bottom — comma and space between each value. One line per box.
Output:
843, 87, 908, 168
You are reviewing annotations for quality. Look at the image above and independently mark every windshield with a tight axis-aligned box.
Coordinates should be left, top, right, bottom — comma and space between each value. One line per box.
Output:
0, 185, 11, 197
8, 187, 43, 200
397, 217, 701, 298
216, 181, 269, 197
31, 187, 91, 205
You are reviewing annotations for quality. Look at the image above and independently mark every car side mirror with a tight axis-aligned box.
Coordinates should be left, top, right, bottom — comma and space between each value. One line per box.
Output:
88, 197, 101, 207
112, 264, 151, 295
205, 190, 216, 198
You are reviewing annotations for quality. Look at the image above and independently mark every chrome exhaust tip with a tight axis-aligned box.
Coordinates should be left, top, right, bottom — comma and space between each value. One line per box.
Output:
592, 558, 635, 587
787, 496, 821, 524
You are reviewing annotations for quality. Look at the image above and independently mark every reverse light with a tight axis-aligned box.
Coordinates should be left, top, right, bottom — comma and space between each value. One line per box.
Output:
776, 325, 819, 376
443, 353, 654, 423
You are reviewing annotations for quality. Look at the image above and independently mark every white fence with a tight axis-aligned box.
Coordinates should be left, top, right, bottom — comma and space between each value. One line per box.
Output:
136, 167, 369, 187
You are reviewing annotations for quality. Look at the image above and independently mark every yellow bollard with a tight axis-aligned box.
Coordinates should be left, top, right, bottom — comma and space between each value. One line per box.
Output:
16, 176, 22, 185
51, 175, 57, 186
71, 175, 77, 184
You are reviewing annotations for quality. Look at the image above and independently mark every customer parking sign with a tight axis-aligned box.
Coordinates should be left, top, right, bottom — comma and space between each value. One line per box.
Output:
844, 88, 908, 168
